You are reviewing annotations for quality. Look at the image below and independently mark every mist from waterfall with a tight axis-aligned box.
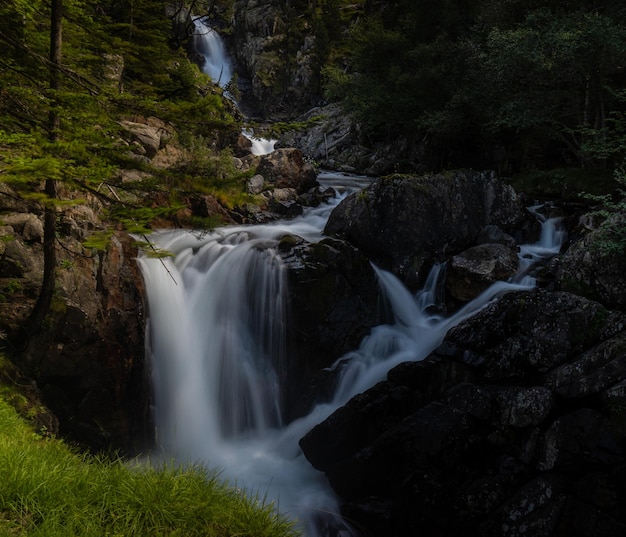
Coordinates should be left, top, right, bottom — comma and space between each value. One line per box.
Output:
138, 173, 566, 536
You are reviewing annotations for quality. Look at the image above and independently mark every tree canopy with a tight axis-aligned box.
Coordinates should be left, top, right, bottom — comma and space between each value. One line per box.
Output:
323, 0, 626, 172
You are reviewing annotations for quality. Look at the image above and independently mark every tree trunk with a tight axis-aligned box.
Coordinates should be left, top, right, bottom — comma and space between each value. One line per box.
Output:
24, 0, 62, 339
48, 0, 62, 139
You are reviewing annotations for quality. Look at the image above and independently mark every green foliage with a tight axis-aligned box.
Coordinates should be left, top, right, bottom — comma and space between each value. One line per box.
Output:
5, 280, 22, 294
81, 230, 115, 252
324, 0, 626, 171
168, 138, 254, 209
509, 166, 615, 198
583, 162, 626, 255
0, 395, 298, 537
0, 0, 247, 252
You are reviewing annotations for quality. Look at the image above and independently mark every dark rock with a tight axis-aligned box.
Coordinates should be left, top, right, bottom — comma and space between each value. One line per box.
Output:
537, 408, 623, 470
445, 289, 626, 381
546, 331, 626, 399
447, 243, 519, 302
555, 495, 626, 537
444, 382, 495, 421
489, 386, 554, 428
477, 224, 517, 248
324, 171, 524, 285
188, 194, 237, 224
481, 476, 564, 537
300, 287, 626, 536
324, 401, 475, 497
298, 185, 337, 208
558, 211, 626, 312
18, 232, 152, 455
279, 236, 385, 418
230, 0, 321, 118
270, 199, 303, 218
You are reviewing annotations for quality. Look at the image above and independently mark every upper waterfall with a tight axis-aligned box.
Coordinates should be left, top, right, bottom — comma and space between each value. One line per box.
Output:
192, 17, 277, 155
193, 17, 232, 87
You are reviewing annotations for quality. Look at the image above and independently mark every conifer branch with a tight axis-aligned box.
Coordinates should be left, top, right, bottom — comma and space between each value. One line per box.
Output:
0, 29, 101, 96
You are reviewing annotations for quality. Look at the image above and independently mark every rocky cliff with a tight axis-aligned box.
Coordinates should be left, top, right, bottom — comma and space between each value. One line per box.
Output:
0, 183, 151, 454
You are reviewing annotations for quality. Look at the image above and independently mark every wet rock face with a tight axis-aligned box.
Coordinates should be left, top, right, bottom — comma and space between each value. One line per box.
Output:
324, 171, 525, 286
300, 289, 626, 537
32, 232, 151, 455
1, 221, 153, 455
230, 0, 320, 118
278, 236, 386, 419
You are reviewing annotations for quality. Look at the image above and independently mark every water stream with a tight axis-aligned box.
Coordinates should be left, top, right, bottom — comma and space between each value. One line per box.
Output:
138, 172, 565, 536
193, 18, 276, 156
193, 17, 232, 87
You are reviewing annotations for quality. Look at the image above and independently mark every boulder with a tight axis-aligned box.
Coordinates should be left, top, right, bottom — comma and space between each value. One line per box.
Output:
558, 211, 626, 311
445, 290, 626, 380
246, 173, 265, 194
545, 331, 626, 399
0, 181, 30, 212
1, 213, 44, 243
188, 194, 237, 225
256, 148, 318, 192
278, 236, 386, 418
324, 171, 525, 286
0, 233, 43, 279
119, 118, 171, 159
447, 243, 519, 302
477, 224, 517, 249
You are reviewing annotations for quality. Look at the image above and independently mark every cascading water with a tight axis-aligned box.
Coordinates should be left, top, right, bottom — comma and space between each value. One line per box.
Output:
138, 173, 566, 536
192, 18, 276, 155
242, 127, 278, 156
193, 17, 232, 87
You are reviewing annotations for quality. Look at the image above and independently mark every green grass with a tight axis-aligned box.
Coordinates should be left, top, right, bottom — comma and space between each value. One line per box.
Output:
0, 396, 299, 537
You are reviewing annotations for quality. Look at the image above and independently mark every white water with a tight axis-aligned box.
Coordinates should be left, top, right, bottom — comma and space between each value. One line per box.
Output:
193, 18, 232, 87
192, 18, 277, 155
138, 173, 565, 536
242, 127, 278, 156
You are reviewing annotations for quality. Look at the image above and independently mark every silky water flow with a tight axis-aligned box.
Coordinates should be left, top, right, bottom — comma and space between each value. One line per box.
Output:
138, 172, 566, 536
193, 18, 277, 155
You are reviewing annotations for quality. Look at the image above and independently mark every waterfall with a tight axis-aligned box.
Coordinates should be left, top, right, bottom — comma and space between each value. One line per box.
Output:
192, 18, 277, 155
193, 17, 232, 87
242, 128, 278, 156
138, 175, 566, 537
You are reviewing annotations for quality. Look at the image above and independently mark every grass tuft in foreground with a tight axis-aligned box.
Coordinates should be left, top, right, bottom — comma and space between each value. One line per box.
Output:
0, 396, 299, 537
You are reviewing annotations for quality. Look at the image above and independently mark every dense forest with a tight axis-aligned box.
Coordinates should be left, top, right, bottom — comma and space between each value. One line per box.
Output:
2, 0, 626, 180
321, 0, 626, 172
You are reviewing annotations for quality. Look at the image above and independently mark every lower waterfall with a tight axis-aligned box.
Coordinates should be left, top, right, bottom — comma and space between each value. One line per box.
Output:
137, 172, 565, 536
